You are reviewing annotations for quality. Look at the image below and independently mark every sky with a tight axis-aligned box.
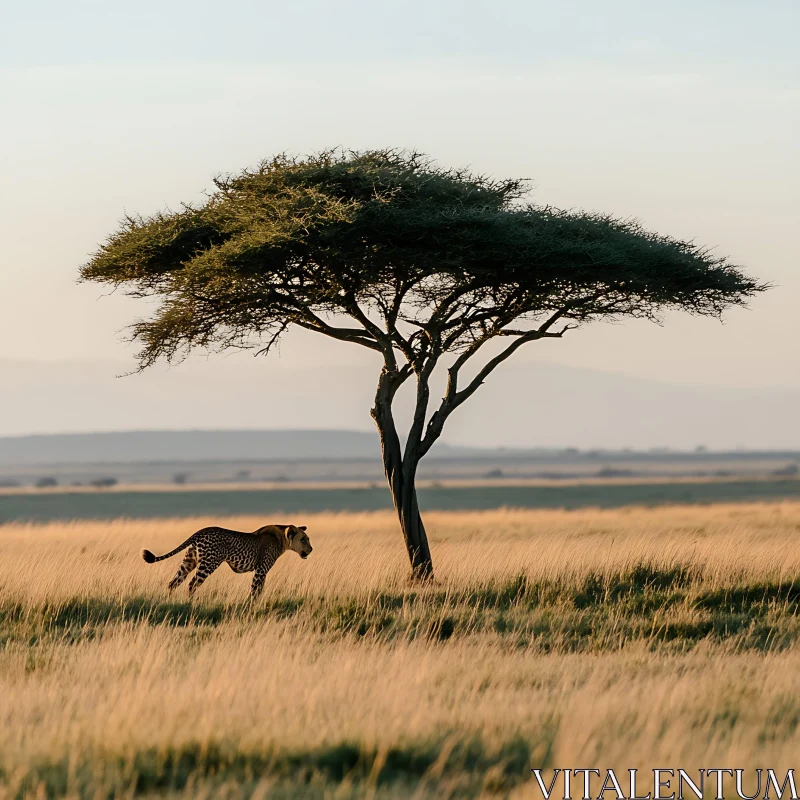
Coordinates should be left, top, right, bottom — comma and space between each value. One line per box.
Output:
1, 1, 798, 444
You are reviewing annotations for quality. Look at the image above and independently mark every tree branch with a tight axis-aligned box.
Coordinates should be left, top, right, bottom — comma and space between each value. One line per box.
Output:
402, 350, 439, 468
418, 313, 576, 457
344, 291, 417, 367
342, 292, 389, 341
292, 312, 383, 352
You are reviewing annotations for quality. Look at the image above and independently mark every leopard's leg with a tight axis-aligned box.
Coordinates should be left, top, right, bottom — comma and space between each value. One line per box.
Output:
188, 551, 223, 597
168, 546, 197, 593
250, 560, 268, 599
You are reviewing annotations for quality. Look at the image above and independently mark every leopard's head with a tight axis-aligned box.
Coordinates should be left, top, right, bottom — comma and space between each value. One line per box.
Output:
286, 525, 313, 559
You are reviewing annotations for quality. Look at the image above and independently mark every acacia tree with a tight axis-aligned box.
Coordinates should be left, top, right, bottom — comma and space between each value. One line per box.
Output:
81, 150, 765, 579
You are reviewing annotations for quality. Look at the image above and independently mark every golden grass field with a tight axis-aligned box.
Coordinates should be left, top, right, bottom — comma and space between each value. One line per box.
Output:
3, 503, 800, 798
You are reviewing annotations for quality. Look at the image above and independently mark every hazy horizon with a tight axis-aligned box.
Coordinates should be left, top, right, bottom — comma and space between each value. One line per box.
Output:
4, 425, 800, 456
4, 356, 798, 450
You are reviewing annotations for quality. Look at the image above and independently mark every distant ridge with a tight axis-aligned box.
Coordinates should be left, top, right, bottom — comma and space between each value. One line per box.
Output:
0, 429, 391, 465
2, 429, 799, 469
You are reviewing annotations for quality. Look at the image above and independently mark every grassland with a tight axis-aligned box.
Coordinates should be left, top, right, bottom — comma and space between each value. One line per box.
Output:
3, 504, 800, 798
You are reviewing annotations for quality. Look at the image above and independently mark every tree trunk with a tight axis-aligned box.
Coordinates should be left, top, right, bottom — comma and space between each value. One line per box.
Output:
394, 471, 433, 581
375, 424, 434, 580
372, 373, 434, 580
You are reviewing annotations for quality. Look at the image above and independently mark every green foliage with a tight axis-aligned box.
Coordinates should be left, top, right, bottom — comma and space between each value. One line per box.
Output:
81, 149, 765, 369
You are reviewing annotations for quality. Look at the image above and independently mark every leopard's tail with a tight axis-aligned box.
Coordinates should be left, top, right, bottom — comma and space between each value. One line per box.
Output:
141, 535, 195, 564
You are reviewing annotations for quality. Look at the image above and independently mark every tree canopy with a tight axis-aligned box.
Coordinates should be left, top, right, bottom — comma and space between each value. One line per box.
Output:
81, 149, 766, 577
81, 149, 762, 367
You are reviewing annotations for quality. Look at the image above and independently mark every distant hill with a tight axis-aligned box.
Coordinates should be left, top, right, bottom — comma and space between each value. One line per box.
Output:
2, 429, 798, 470
0, 429, 393, 465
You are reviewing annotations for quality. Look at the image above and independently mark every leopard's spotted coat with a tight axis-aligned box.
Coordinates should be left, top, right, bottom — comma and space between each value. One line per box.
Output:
141, 524, 312, 598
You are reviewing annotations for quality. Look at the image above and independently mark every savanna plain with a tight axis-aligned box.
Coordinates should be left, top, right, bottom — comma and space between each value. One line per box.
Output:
3, 503, 800, 799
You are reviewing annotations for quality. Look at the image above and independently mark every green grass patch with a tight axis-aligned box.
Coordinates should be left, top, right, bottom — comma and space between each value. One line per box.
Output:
6, 566, 800, 653
3, 735, 538, 799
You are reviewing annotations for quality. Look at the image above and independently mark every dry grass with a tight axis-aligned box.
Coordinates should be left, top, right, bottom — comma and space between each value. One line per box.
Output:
5, 502, 800, 600
2, 503, 800, 798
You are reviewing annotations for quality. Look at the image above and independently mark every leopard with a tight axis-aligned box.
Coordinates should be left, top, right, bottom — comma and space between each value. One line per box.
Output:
141, 523, 312, 598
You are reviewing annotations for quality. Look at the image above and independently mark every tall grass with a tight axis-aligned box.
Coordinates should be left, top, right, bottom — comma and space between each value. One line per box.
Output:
2, 504, 800, 798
